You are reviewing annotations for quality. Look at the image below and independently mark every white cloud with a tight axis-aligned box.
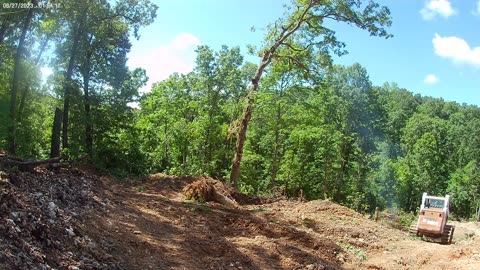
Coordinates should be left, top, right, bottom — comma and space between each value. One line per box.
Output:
433, 33, 480, 67
424, 74, 439, 84
127, 32, 201, 93
170, 33, 201, 50
420, 0, 457, 20
477, 0, 480, 14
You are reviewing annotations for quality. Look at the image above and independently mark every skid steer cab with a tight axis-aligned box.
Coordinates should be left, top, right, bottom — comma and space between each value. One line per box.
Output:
410, 192, 455, 244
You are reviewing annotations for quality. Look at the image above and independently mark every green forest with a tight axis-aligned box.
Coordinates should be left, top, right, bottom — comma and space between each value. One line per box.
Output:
1, 0, 480, 219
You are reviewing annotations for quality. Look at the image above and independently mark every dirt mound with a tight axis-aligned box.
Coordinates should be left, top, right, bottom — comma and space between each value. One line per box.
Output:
136, 174, 274, 205
245, 199, 400, 255
0, 167, 121, 269
126, 173, 209, 200
142, 173, 199, 191
230, 190, 275, 205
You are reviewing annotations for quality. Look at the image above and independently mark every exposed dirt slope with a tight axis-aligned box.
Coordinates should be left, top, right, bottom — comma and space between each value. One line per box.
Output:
362, 221, 480, 270
1, 168, 480, 269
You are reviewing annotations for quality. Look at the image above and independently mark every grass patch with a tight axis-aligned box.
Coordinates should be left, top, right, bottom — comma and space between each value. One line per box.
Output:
380, 208, 417, 231
268, 219, 280, 225
338, 242, 367, 262
301, 218, 316, 228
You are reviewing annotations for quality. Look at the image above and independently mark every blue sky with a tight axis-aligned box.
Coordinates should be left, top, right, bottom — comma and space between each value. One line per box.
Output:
127, 0, 480, 105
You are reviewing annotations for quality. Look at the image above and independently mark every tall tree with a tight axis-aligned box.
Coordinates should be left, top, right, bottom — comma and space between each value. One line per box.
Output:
62, 3, 88, 150
60, 0, 157, 152
229, 0, 393, 189
78, 3, 131, 157
8, 0, 38, 154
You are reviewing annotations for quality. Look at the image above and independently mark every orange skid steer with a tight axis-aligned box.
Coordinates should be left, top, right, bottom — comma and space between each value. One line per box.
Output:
410, 192, 455, 244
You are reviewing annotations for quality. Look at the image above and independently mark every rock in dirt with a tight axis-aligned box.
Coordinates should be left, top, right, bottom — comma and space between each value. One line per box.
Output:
48, 201, 58, 220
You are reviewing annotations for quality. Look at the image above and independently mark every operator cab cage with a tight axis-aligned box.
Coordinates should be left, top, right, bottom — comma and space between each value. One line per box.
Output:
420, 192, 450, 214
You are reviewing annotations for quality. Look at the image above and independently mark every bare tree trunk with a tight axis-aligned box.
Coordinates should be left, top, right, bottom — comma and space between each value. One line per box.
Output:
50, 107, 63, 158
335, 138, 350, 202
0, 155, 61, 172
229, 80, 258, 189
229, 57, 280, 188
270, 135, 279, 188
211, 188, 238, 209
0, 20, 7, 45
17, 88, 28, 123
62, 6, 88, 150
228, 2, 312, 190
8, 0, 36, 154
270, 102, 282, 188
229, 53, 284, 188
83, 61, 93, 157
323, 133, 329, 199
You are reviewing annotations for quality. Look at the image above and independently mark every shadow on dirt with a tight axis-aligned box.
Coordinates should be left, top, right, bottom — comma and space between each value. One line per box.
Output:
84, 184, 346, 269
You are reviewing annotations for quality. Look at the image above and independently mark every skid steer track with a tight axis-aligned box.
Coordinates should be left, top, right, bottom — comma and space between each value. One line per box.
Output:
409, 221, 418, 237
441, 224, 455, 245
414, 224, 455, 245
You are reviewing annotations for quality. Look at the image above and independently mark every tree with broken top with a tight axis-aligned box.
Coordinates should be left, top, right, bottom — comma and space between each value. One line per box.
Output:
229, 0, 393, 189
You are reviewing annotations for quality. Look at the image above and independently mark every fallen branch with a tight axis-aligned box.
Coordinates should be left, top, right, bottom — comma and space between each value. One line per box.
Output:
0, 155, 63, 171
210, 188, 238, 209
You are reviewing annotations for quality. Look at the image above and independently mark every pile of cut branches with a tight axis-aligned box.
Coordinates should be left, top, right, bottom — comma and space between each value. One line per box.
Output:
183, 178, 238, 208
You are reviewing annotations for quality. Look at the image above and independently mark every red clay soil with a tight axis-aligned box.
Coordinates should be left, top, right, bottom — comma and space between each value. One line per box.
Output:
1, 168, 480, 270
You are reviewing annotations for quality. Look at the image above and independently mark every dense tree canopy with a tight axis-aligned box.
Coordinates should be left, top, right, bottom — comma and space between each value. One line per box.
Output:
1, 0, 480, 219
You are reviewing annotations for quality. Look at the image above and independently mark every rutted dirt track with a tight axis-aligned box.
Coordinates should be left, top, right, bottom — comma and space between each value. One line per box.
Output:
1, 168, 480, 269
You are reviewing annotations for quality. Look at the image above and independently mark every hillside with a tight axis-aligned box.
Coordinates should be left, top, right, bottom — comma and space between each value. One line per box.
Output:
1, 167, 480, 270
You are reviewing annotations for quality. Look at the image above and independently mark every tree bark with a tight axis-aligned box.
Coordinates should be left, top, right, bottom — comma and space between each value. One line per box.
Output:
203, 91, 218, 168
50, 107, 63, 158
83, 58, 93, 157
229, 53, 270, 189
8, 0, 36, 155
229, 2, 313, 189
0, 19, 8, 46
323, 133, 329, 199
0, 155, 61, 172
211, 188, 238, 209
62, 6, 88, 150
270, 102, 282, 188
229, 77, 259, 189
